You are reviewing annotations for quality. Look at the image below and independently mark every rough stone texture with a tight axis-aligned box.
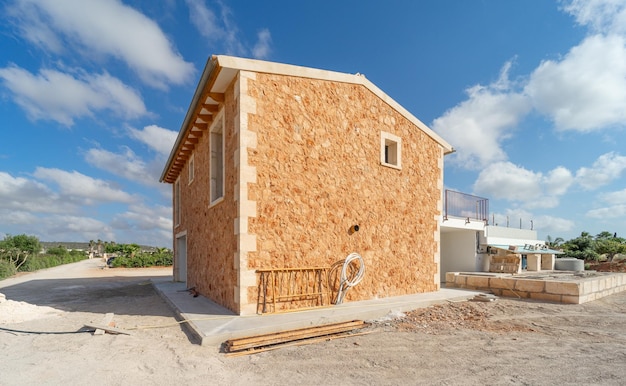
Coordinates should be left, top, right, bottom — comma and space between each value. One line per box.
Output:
173, 79, 241, 313
173, 69, 446, 315
245, 73, 443, 306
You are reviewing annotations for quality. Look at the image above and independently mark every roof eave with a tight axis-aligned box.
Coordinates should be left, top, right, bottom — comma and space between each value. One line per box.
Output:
159, 55, 219, 183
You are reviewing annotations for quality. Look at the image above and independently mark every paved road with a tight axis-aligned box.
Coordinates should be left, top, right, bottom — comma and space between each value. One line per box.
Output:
0, 258, 172, 316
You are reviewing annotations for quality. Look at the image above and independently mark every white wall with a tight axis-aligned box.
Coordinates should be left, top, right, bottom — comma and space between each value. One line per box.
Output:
440, 229, 477, 283
483, 226, 538, 245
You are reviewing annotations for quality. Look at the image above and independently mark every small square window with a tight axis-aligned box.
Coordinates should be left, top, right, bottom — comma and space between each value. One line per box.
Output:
380, 131, 401, 169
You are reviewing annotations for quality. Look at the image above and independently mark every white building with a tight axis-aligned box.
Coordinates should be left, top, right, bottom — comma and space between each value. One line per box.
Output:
439, 190, 562, 282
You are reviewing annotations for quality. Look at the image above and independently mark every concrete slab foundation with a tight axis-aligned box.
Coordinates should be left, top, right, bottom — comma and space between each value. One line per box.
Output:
151, 278, 483, 347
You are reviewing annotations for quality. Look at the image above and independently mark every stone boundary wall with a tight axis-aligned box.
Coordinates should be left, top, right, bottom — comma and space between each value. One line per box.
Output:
445, 272, 626, 304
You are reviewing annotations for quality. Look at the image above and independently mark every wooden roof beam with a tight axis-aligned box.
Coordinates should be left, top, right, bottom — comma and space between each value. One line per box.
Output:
193, 122, 208, 131
207, 92, 224, 103
202, 104, 220, 113
197, 114, 213, 124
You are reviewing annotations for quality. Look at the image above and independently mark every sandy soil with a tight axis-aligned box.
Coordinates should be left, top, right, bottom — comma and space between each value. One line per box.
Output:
1, 260, 626, 385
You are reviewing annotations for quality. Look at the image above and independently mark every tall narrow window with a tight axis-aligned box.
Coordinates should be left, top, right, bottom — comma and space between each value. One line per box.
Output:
188, 154, 194, 184
210, 111, 224, 204
174, 179, 181, 226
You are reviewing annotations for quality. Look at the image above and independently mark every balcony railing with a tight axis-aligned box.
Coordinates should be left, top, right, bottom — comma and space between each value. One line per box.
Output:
444, 190, 489, 223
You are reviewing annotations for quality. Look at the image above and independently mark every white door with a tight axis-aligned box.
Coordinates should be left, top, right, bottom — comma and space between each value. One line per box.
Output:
176, 235, 187, 285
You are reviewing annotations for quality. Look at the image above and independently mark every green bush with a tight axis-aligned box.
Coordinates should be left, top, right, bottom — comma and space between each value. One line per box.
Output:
0, 260, 17, 279
20, 253, 88, 272
110, 250, 172, 268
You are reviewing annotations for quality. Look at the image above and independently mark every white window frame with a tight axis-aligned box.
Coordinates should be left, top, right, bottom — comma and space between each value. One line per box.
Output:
188, 154, 195, 184
209, 110, 225, 206
380, 131, 402, 170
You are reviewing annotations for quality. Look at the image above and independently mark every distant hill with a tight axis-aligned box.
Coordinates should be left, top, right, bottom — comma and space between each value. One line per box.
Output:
40, 241, 159, 252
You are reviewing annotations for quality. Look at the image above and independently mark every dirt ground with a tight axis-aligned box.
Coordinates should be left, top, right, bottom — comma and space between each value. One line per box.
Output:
1, 260, 626, 386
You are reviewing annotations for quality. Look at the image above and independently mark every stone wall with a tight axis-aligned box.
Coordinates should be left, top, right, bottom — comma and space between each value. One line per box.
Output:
445, 271, 626, 304
174, 78, 240, 313
244, 72, 444, 308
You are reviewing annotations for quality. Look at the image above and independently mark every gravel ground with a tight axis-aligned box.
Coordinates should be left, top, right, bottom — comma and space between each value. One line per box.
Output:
1, 259, 626, 385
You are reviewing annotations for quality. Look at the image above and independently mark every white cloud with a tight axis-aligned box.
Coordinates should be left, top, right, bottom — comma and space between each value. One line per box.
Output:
525, 34, 626, 132
112, 203, 172, 232
599, 188, 626, 204
587, 204, 626, 219
586, 187, 626, 219
432, 61, 531, 170
109, 203, 172, 246
563, 0, 626, 35
0, 171, 71, 213
85, 147, 163, 188
33, 167, 137, 205
185, 0, 245, 56
533, 214, 576, 234
0, 65, 147, 126
184, 0, 270, 58
185, 0, 225, 40
575, 152, 626, 190
40, 215, 115, 241
253, 29, 272, 59
473, 162, 573, 208
8, 0, 194, 88
128, 125, 178, 156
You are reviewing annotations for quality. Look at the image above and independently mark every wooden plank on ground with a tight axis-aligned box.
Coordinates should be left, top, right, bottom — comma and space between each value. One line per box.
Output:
225, 320, 366, 353
225, 330, 373, 357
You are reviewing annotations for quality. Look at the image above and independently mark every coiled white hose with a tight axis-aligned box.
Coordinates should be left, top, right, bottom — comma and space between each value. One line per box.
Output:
335, 252, 365, 305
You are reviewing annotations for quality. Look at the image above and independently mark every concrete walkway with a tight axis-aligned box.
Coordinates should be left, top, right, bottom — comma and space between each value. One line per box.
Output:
152, 278, 484, 346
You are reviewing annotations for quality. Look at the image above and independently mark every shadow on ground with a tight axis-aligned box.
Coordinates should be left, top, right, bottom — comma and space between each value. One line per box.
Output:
1, 275, 175, 317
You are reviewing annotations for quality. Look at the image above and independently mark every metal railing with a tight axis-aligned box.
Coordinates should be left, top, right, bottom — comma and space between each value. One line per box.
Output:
444, 190, 489, 222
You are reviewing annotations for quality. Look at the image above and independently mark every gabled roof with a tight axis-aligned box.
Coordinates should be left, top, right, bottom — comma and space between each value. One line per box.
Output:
160, 55, 454, 183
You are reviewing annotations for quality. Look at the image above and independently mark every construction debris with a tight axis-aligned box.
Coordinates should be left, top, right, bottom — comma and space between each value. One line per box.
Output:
84, 323, 131, 336
85, 313, 131, 336
178, 286, 199, 297
471, 294, 498, 302
224, 320, 369, 357
93, 313, 115, 335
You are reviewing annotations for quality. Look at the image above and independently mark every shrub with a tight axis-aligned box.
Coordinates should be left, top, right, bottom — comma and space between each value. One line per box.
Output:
109, 249, 172, 268
20, 253, 88, 272
0, 260, 17, 279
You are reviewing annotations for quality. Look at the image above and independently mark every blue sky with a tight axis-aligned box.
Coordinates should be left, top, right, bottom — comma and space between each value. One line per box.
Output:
1, 0, 626, 247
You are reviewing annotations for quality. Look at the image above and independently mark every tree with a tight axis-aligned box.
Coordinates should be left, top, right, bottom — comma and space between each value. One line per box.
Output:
0, 234, 41, 254
595, 238, 626, 261
595, 231, 614, 241
561, 232, 599, 261
546, 235, 564, 248
0, 234, 41, 270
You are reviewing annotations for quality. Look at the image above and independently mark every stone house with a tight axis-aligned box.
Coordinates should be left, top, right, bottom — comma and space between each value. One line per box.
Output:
160, 55, 454, 315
